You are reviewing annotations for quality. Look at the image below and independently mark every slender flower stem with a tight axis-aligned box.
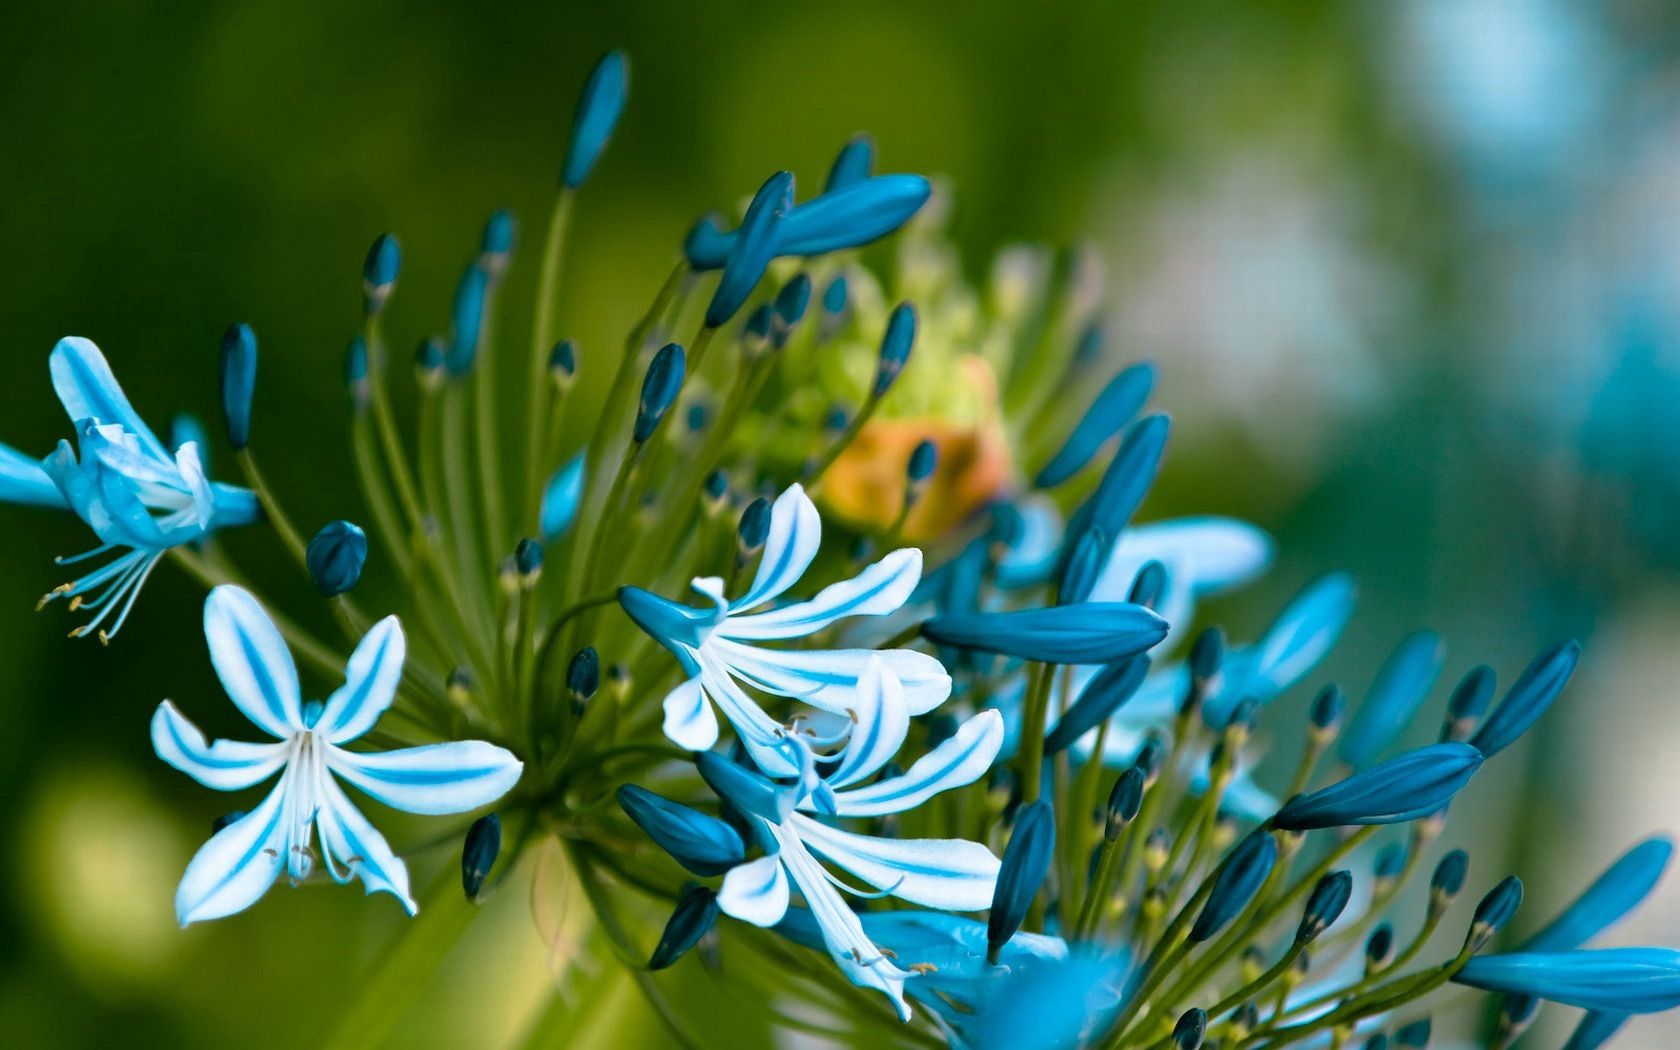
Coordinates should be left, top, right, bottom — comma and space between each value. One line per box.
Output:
236, 448, 309, 570
1203, 944, 1305, 1023
1017, 661, 1056, 805
349, 412, 414, 577
167, 548, 341, 677
1241, 948, 1474, 1048
524, 189, 574, 526
363, 315, 427, 548
474, 294, 508, 562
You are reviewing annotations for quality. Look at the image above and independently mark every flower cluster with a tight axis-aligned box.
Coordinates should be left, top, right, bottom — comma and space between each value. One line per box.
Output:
6, 46, 1680, 1049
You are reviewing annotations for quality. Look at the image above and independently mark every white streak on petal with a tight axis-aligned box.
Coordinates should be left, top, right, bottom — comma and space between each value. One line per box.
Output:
316, 616, 406, 744
829, 709, 1004, 817
717, 855, 790, 927
828, 658, 911, 789
174, 775, 289, 925
203, 585, 304, 738
327, 740, 522, 815
732, 484, 821, 612
151, 701, 286, 791
661, 676, 718, 752
793, 815, 1000, 911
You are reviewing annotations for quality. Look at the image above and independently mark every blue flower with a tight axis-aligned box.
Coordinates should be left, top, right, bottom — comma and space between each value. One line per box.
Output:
706, 660, 1004, 1019
1271, 742, 1485, 830
616, 784, 745, 876
1453, 948, 1680, 1014
620, 484, 949, 776
0, 338, 260, 639
151, 585, 522, 924
705, 172, 793, 328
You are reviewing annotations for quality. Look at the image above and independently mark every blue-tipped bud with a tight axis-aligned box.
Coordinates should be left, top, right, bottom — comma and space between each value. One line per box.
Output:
1455, 947, 1680, 1015
1366, 923, 1396, 970
1309, 684, 1346, 740
415, 336, 445, 390
1057, 525, 1108, 606
562, 50, 629, 189
540, 452, 586, 541
567, 646, 599, 714
1172, 1008, 1206, 1050
1524, 837, 1674, 952
1432, 849, 1470, 907
778, 174, 930, 258
1469, 876, 1525, 950
649, 884, 719, 970
696, 751, 794, 823
825, 132, 875, 192
514, 538, 543, 585
1442, 664, 1496, 741
1190, 625, 1226, 693
1035, 363, 1156, 487
549, 339, 578, 390
1136, 736, 1167, 787
218, 322, 257, 450
1297, 869, 1353, 945
772, 273, 812, 346
988, 800, 1055, 964
872, 302, 917, 398
1339, 630, 1446, 768
685, 402, 710, 434
461, 812, 502, 899
1126, 559, 1168, 612
707, 171, 793, 328
480, 208, 516, 273
922, 603, 1168, 666
906, 438, 938, 485
446, 264, 489, 375
1105, 765, 1145, 839
1272, 742, 1485, 831
362, 233, 401, 314
1191, 830, 1278, 942
1066, 414, 1170, 551
344, 336, 370, 410
306, 520, 368, 597
702, 468, 729, 510
1045, 654, 1149, 755
1375, 841, 1408, 885
1392, 1019, 1429, 1049
822, 274, 849, 319
740, 302, 774, 359
617, 784, 746, 877
1469, 640, 1581, 758
737, 497, 771, 560
633, 342, 685, 443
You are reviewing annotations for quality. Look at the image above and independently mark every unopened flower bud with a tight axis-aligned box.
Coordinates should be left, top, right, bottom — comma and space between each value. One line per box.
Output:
461, 812, 502, 899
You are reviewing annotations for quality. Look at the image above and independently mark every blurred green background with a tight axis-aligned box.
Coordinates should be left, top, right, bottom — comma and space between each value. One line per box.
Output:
4, 0, 1680, 1046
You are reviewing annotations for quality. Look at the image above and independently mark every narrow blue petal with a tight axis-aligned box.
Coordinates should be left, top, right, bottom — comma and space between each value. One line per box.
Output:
1339, 630, 1446, 768
0, 442, 68, 508
49, 337, 169, 461
1035, 363, 1155, 488
1524, 837, 1673, 952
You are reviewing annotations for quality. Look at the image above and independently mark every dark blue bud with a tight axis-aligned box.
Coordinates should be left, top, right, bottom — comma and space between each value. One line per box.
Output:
1309, 684, 1346, 732
1433, 849, 1470, 901
1191, 627, 1226, 686
706, 171, 793, 328
1297, 869, 1353, 945
1394, 1018, 1428, 1048
922, 603, 1168, 665
567, 646, 600, 705
1035, 363, 1156, 487
1066, 414, 1170, 551
362, 233, 401, 313
343, 336, 370, 410
1172, 1008, 1206, 1050
773, 273, 812, 331
212, 810, 246, 834
1366, 923, 1395, 967
682, 403, 709, 434
649, 884, 719, 970
480, 208, 516, 261
1046, 655, 1150, 754
737, 497, 771, 554
414, 336, 445, 382
218, 322, 257, 450
1470, 640, 1581, 758
461, 812, 501, 898
1191, 830, 1278, 941
1126, 559, 1168, 612
988, 800, 1055, 963
824, 406, 849, 433
873, 302, 917, 398
1457, 947, 1680, 1015
822, 275, 849, 317
1469, 876, 1525, 947
696, 751, 795, 823
616, 784, 746, 877
549, 339, 578, 385
1443, 664, 1496, 740
1057, 525, 1108, 605
515, 538, 543, 582
989, 502, 1025, 548
1106, 765, 1145, 838
1375, 842, 1408, 882
1272, 742, 1485, 831
702, 468, 729, 505
907, 438, 938, 484
1525, 837, 1673, 952
1135, 736, 1167, 784
540, 452, 586, 541
825, 133, 875, 192
1339, 630, 1446, 768
562, 50, 628, 188
633, 342, 685, 443
306, 520, 368, 597
1363, 1036, 1389, 1050
446, 264, 489, 375
1073, 322, 1104, 368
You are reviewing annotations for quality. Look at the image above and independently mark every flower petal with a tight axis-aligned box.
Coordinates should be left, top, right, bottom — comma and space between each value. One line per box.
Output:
720, 548, 921, 640
793, 815, 1000, 911
710, 638, 951, 716
315, 615, 406, 744
151, 701, 287, 791
0, 441, 68, 508
203, 585, 304, 738
697, 658, 800, 777
829, 710, 1004, 817
732, 484, 821, 612
49, 337, 169, 462
661, 676, 719, 752
828, 658, 912, 789
717, 854, 791, 927
174, 776, 289, 925
328, 740, 522, 815
315, 774, 417, 913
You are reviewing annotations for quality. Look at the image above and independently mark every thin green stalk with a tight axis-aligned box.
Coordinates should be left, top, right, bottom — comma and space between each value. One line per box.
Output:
524, 189, 574, 527
364, 314, 427, 546
1017, 662, 1055, 805
235, 448, 308, 570
349, 410, 414, 577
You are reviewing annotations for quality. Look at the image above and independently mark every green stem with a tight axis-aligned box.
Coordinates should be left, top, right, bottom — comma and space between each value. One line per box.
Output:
236, 447, 309, 570
1017, 662, 1055, 804
524, 189, 574, 528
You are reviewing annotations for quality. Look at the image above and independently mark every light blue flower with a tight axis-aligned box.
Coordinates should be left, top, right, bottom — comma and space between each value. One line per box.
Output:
152, 585, 522, 924
707, 659, 1003, 1020
0, 338, 259, 639
620, 483, 950, 776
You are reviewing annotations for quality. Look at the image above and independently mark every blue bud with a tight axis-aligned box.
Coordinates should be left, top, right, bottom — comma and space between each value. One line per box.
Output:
1524, 837, 1673, 952
1297, 869, 1353, 945
1393, 1018, 1428, 1048
685, 402, 710, 433
988, 800, 1055, 963
618, 585, 722, 652
1191, 830, 1278, 941
922, 603, 1168, 666
822, 274, 849, 317
778, 174, 931, 258
549, 339, 578, 388
737, 497, 771, 554
414, 336, 445, 385
702, 468, 729, 507
616, 784, 746, 877
1454, 947, 1680, 1015
1172, 1008, 1206, 1050
650, 884, 719, 970
1045, 654, 1149, 754
540, 452, 586, 541
1374, 841, 1408, 882
362, 233, 401, 314
684, 213, 730, 270
1126, 559, 1168, 612
1073, 322, 1104, 368
562, 49, 629, 189
1272, 742, 1485, 831
773, 273, 812, 333
306, 520, 368, 597
1066, 414, 1169, 552
344, 336, 370, 410
514, 537, 543, 583
1433, 849, 1470, 902
218, 322, 257, 451
1469, 876, 1525, 948
1057, 525, 1108, 605
170, 413, 210, 467
1190, 627, 1225, 689
1469, 640, 1581, 758
1498, 995, 1540, 1041
873, 302, 917, 398
480, 208, 516, 257
1443, 664, 1496, 741
461, 813, 502, 899
567, 647, 599, 713
1564, 1011, 1630, 1050
706, 171, 793, 328
1366, 923, 1395, 969
696, 751, 794, 823
1309, 684, 1346, 733
1363, 1036, 1389, 1050
633, 342, 685, 443
1106, 765, 1145, 838
446, 264, 489, 375
1035, 363, 1156, 487
907, 439, 938, 484
825, 133, 875, 192
1338, 629, 1446, 768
